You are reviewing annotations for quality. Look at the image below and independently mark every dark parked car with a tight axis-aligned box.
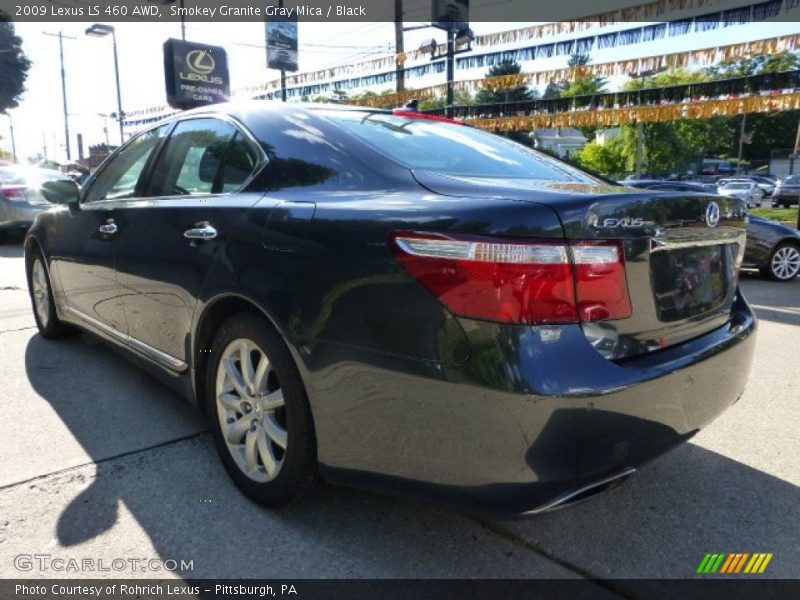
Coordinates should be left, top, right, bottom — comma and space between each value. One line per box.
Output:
772, 175, 800, 207
621, 179, 716, 193
25, 103, 756, 514
743, 216, 800, 281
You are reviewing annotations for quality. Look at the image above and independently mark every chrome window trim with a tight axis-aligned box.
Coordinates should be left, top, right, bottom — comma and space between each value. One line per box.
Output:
81, 112, 267, 207
143, 114, 268, 200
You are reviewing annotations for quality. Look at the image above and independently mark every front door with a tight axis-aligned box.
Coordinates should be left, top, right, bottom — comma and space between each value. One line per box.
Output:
112, 117, 263, 369
50, 126, 168, 335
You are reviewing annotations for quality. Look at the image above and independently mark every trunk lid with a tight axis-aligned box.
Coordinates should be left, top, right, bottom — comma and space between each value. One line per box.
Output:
413, 171, 748, 359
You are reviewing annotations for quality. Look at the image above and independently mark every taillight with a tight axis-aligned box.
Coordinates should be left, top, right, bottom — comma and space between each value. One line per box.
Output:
389, 232, 631, 325
1, 187, 27, 202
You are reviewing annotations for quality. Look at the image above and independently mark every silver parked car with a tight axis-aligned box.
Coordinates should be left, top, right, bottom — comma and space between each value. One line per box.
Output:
716, 179, 764, 208
0, 167, 74, 242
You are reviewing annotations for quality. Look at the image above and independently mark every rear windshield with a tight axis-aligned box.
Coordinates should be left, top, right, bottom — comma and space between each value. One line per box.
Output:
784, 175, 800, 184
321, 111, 591, 181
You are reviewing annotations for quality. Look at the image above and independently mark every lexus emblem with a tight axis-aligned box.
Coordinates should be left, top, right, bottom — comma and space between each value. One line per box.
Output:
186, 50, 215, 75
705, 201, 720, 228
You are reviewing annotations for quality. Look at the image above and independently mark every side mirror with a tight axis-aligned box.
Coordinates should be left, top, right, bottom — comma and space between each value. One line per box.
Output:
40, 179, 81, 207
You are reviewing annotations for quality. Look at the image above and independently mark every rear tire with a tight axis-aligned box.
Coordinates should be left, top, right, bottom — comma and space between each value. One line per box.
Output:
27, 249, 75, 339
205, 312, 317, 506
762, 242, 800, 282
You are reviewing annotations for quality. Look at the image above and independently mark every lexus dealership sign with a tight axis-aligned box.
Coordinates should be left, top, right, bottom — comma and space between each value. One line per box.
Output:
163, 38, 230, 109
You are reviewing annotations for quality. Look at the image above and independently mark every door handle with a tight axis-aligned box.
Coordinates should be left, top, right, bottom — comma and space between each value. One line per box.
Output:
98, 221, 117, 235
184, 221, 217, 240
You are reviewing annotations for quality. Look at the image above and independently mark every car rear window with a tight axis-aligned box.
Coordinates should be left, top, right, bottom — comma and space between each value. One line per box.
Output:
784, 175, 800, 184
321, 111, 591, 181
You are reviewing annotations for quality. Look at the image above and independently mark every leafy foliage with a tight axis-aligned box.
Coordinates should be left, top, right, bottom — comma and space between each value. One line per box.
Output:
474, 60, 537, 104
581, 53, 800, 176
0, 16, 30, 113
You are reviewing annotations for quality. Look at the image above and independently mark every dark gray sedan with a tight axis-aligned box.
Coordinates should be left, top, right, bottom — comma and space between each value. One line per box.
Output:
772, 175, 800, 208
743, 216, 800, 281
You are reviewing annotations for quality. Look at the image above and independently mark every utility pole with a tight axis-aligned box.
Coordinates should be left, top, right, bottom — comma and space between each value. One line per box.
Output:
394, 0, 405, 93
790, 119, 800, 176
445, 29, 455, 117
281, 0, 287, 102
180, 0, 186, 40
635, 122, 645, 177
1, 113, 16, 163
44, 31, 76, 161
737, 112, 747, 175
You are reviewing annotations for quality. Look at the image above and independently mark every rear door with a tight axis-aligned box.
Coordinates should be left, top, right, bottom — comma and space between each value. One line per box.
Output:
112, 116, 264, 370
49, 126, 168, 335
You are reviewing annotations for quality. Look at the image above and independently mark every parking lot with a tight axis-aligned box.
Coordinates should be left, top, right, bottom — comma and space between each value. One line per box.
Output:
0, 236, 797, 589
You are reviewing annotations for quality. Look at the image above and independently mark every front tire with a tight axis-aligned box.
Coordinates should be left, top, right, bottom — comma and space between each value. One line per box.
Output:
27, 249, 74, 339
205, 312, 317, 506
762, 242, 800, 282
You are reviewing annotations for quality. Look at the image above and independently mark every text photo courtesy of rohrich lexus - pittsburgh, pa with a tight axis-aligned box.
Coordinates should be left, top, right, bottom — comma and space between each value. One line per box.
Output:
0, 0, 798, 599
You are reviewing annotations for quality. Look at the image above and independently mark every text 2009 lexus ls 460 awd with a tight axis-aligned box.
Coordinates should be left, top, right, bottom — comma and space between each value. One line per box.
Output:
25, 103, 756, 514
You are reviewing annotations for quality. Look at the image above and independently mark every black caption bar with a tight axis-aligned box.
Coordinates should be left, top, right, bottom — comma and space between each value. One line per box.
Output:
2, 0, 799, 23
3, 579, 800, 600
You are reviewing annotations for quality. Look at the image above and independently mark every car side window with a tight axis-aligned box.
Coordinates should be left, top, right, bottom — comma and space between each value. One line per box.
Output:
146, 118, 249, 197
83, 126, 168, 203
220, 132, 259, 193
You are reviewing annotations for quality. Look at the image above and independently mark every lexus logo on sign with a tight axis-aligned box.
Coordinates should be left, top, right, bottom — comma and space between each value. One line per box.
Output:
186, 50, 215, 75
705, 201, 721, 228
164, 39, 230, 110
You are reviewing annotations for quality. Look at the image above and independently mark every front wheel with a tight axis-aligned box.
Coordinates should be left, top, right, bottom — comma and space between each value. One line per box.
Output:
27, 250, 75, 339
205, 312, 317, 506
762, 242, 800, 282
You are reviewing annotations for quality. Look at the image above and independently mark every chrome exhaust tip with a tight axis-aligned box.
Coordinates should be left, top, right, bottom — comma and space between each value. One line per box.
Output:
524, 467, 636, 515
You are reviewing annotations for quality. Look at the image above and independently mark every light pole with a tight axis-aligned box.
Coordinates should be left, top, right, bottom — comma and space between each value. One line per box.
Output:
418, 26, 473, 118
1, 112, 16, 163
43, 31, 76, 161
97, 113, 111, 147
86, 24, 125, 145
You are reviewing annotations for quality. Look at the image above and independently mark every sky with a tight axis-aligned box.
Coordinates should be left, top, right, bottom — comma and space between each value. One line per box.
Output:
3, 17, 800, 162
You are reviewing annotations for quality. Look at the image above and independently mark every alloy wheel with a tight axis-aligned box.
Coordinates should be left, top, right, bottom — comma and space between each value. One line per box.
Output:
31, 259, 50, 327
771, 246, 800, 280
215, 338, 288, 482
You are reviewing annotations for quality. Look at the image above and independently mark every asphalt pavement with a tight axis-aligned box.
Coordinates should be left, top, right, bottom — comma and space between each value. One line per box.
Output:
0, 235, 797, 589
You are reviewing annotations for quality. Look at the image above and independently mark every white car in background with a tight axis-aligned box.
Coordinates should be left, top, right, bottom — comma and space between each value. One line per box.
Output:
0, 167, 74, 242
716, 179, 764, 208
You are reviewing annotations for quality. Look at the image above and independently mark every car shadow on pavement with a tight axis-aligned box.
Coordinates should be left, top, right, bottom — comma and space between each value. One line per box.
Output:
22, 328, 800, 579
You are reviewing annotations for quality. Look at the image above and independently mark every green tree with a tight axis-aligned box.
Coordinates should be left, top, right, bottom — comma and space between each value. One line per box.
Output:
0, 16, 30, 113
419, 90, 474, 111
576, 137, 627, 177
706, 50, 800, 79
622, 68, 711, 91
563, 54, 606, 97
542, 54, 606, 100
474, 60, 536, 104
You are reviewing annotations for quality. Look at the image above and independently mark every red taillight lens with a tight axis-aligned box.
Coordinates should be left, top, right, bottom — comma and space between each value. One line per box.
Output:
390, 232, 631, 325
572, 242, 632, 322
1, 187, 27, 202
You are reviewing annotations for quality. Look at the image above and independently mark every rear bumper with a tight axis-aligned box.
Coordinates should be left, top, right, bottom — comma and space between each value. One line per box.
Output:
0, 202, 42, 229
308, 292, 757, 514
